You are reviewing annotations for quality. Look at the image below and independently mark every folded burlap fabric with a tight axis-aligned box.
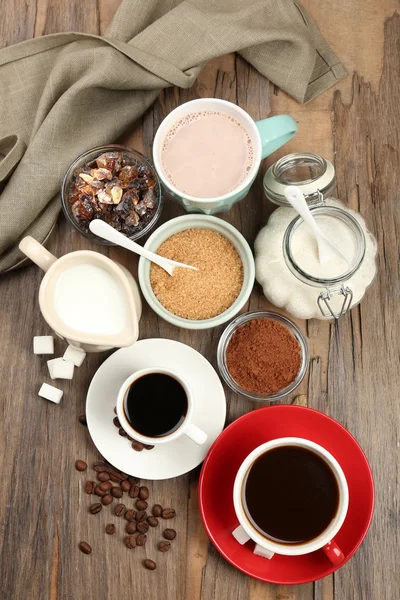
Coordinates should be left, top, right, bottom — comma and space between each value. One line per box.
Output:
0, 0, 346, 273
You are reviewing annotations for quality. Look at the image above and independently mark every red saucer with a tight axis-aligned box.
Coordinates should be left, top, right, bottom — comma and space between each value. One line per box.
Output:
198, 405, 374, 585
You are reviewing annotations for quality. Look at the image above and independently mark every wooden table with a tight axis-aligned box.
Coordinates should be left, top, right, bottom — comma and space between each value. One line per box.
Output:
1, 1, 399, 599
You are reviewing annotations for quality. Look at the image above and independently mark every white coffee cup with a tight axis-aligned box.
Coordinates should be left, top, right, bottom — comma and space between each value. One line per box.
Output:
232, 437, 349, 564
116, 367, 207, 446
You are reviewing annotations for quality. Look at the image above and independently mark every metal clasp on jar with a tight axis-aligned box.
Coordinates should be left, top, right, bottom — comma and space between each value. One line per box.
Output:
317, 284, 354, 319
305, 189, 325, 207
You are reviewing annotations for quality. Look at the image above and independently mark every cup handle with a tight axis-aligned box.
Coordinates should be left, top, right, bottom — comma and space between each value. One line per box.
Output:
19, 236, 57, 272
322, 540, 345, 564
255, 114, 298, 160
184, 423, 207, 445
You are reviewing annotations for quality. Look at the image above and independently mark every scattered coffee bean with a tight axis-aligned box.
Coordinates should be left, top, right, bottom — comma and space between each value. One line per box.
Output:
119, 471, 128, 479
93, 462, 108, 473
75, 460, 87, 472
126, 521, 137, 534
152, 504, 163, 517
84, 481, 96, 495
99, 481, 113, 492
125, 535, 137, 549
158, 541, 171, 552
111, 487, 123, 498
137, 521, 149, 534
161, 508, 176, 519
120, 480, 131, 492
144, 444, 155, 450
136, 533, 147, 546
101, 494, 113, 506
97, 471, 110, 482
132, 441, 144, 452
163, 528, 177, 541
127, 435, 133, 441
136, 499, 148, 511
105, 524, 116, 535
128, 476, 140, 485
89, 503, 102, 515
114, 406, 117, 414
113, 417, 120, 428
110, 471, 124, 483
143, 559, 156, 570
79, 541, 92, 554
118, 428, 127, 437
147, 516, 159, 527
79, 414, 87, 426
94, 486, 107, 497
138, 486, 149, 500
115, 504, 126, 517
125, 509, 136, 522
136, 510, 147, 522
130, 484, 140, 499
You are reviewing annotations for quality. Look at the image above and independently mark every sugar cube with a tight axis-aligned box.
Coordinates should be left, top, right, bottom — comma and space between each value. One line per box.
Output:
33, 336, 54, 355
63, 345, 86, 367
47, 357, 74, 380
38, 383, 63, 404
253, 544, 274, 559
232, 525, 251, 545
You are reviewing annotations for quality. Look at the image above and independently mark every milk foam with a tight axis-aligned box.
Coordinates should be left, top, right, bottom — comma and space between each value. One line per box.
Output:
161, 110, 254, 198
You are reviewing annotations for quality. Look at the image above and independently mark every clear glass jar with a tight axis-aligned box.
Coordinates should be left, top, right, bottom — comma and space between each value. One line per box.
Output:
258, 153, 377, 320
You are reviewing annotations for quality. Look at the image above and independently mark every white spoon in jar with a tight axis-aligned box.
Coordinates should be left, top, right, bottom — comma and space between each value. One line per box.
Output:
89, 219, 198, 276
283, 186, 351, 265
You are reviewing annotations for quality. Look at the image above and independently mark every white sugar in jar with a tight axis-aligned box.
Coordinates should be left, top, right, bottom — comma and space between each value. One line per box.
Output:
255, 153, 377, 320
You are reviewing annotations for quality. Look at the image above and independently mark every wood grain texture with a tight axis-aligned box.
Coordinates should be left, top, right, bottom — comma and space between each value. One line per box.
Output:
0, 1, 399, 600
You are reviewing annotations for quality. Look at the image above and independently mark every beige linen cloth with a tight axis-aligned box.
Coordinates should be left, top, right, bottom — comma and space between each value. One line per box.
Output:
0, 0, 346, 273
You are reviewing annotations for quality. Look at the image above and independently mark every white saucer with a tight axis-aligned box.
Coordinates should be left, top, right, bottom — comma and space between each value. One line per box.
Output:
86, 339, 226, 480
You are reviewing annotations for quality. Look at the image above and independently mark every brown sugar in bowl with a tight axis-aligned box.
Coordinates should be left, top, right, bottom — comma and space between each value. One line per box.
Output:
217, 310, 309, 402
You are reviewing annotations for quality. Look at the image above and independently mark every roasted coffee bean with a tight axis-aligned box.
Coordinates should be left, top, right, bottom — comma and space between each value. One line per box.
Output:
128, 476, 140, 485
113, 406, 117, 414
97, 471, 110, 482
161, 508, 176, 519
143, 559, 156, 570
136, 510, 147, 522
89, 503, 102, 515
136, 533, 147, 546
144, 444, 155, 450
111, 487, 123, 498
93, 462, 108, 473
119, 471, 128, 479
125, 509, 136, 522
147, 516, 159, 527
79, 414, 87, 426
109, 471, 124, 483
102, 494, 113, 506
125, 535, 137, 549
163, 528, 176, 541
79, 541, 92, 554
99, 481, 113, 492
138, 486, 149, 500
126, 521, 137, 534
94, 486, 106, 497
129, 484, 140, 499
137, 521, 149, 534
120, 480, 131, 492
136, 499, 148, 511
113, 416, 120, 428
115, 504, 126, 517
158, 541, 171, 552
118, 428, 127, 437
105, 524, 116, 535
84, 481, 96, 495
75, 460, 87, 472
127, 435, 133, 441
132, 441, 144, 452
152, 504, 163, 517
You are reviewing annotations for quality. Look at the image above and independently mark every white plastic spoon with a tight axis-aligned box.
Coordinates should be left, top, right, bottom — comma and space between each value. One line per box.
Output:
283, 186, 351, 265
89, 219, 198, 276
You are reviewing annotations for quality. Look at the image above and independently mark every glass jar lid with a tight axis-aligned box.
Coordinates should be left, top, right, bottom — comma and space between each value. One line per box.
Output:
263, 152, 336, 206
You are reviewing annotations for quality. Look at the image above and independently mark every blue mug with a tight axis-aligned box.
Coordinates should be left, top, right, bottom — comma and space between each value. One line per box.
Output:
152, 98, 297, 215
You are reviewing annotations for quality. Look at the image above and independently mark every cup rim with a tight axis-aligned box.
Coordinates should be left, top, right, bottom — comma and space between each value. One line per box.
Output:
233, 437, 349, 556
152, 98, 262, 203
116, 367, 193, 444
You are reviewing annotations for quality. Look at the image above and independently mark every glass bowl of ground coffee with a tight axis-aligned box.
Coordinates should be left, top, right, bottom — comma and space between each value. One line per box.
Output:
217, 310, 309, 402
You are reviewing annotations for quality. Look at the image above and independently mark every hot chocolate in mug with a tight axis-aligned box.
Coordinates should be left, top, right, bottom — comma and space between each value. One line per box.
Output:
152, 98, 297, 214
232, 437, 349, 564
19, 236, 142, 352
